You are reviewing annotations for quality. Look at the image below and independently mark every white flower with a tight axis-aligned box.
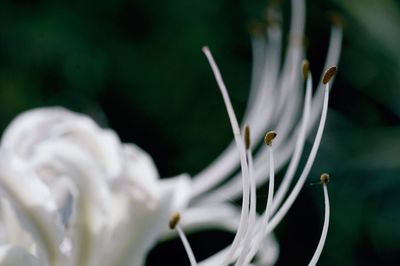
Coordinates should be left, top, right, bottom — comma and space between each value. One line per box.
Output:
0, 107, 190, 266
0, 0, 342, 265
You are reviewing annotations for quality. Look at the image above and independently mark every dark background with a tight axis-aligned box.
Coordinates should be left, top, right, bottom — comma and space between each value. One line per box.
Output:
0, 0, 399, 265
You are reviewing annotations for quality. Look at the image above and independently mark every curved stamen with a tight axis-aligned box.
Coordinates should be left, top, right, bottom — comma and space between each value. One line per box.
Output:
169, 213, 198, 266
264, 67, 337, 236
235, 126, 257, 266
244, 132, 277, 264
191, 19, 282, 200
271, 62, 312, 215
202, 47, 251, 266
308, 174, 330, 266
195, 21, 342, 204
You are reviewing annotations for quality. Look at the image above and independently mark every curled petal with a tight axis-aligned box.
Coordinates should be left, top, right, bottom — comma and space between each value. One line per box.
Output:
1, 107, 123, 180
123, 144, 161, 206
0, 151, 64, 266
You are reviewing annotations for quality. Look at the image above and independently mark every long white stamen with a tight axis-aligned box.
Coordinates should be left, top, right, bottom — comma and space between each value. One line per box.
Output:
235, 126, 257, 266
202, 46, 251, 266
191, 20, 283, 200
244, 132, 277, 264
271, 63, 312, 215
194, 21, 343, 205
308, 174, 330, 266
263, 131, 277, 226
309, 25, 342, 126
264, 68, 336, 236
263, 134, 276, 237
177, 225, 198, 266
170, 213, 198, 266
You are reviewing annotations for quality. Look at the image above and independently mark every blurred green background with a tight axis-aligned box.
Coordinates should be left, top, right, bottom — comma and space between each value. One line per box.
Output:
0, 0, 399, 265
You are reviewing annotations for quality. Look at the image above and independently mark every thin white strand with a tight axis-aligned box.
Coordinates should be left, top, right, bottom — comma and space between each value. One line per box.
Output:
194, 77, 301, 205
248, 25, 282, 133
202, 47, 251, 266
177, 225, 198, 266
235, 149, 257, 266
265, 146, 275, 227
245, 37, 266, 112
264, 81, 331, 235
193, 0, 307, 204
191, 24, 282, 199
308, 184, 330, 266
194, 135, 293, 204
289, 0, 305, 38
191, 144, 240, 198
273, 0, 305, 114
244, 145, 276, 264
179, 205, 240, 232
244, 77, 326, 262
272, 78, 301, 146
271, 73, 312, 214
310, 26, 342, 126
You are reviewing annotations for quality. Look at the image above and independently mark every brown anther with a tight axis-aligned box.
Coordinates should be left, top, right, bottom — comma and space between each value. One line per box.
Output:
247, 20, 266, 37
244, 125, 251, 150
264, 131, 277, 146
169, 212, 181, 230
322, 66, 337, 84
329, 12, 345, 28
302, 59, 310, 80
320, 173, 330, 184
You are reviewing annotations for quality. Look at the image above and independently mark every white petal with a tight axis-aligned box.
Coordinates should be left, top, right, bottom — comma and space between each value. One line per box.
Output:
50, 118, 123, 179
1, 199, 35, 253
100, 191, 175, 266
0, 150, 64, 265
26, 140, 112, 266
159, 174, 191, 213
0, 245, 41, 266
1, 107, 76, 157
1, 107, 123, 180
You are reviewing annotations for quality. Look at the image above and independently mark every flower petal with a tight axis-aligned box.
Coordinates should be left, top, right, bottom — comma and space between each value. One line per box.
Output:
0, 150, 64, 266
0, 245, 41, 266
1, 107, 123, 180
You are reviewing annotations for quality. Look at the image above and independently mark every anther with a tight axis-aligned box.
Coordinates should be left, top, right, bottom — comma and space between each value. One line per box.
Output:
264, 131, 277, 146
169, 212, 181, 230
329, 12, 345, 28
320, 173, 330, 184
322, 66, 337, 84
302, 59, 310, 80
244, 125, 251, 150
247, 20, 266, 37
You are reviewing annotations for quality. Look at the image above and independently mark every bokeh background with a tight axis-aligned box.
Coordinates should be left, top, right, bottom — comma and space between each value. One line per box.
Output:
0, 0, 399, 265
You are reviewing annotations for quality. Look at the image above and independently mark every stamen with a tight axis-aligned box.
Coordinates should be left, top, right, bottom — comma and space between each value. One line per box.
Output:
308, 174, 331, 266
264, 133, 276, 227
270, 68, 312, 215
169, 212, 198, 266
202, 46, 251, 266
264, 64, 333, 236
244, 126, 251, 150
190, 16, 283, 201
247, 20, 266, 37
236, 127, 257, 266
302, 59, 310, 80
329, 13, 345, 28
169, 212, 181, 230
322, 66, 337, 85
320, 173, 330, 184
264, 131, 277, 146
244, 131, 277, 264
